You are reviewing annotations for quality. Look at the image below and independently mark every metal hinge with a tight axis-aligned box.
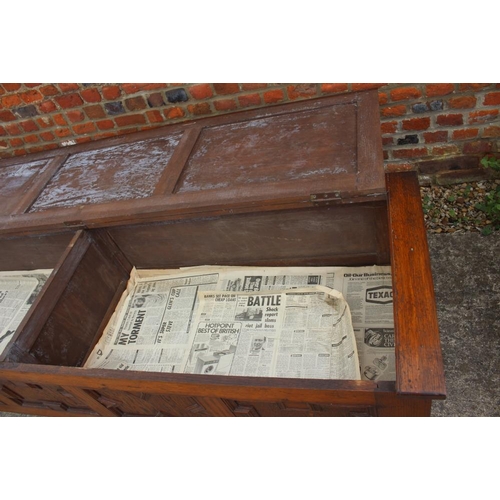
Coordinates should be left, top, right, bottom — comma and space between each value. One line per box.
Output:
310, 191, 342, 206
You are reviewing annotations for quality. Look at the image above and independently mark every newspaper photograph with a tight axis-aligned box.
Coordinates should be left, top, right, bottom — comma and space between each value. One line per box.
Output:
0, 269, 52, 355
185, 287, 359, 380
86, 265, 394, 381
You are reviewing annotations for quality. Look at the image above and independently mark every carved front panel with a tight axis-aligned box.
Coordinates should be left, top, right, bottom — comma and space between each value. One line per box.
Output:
230, 400, 376, 417
1, 381, 98, 415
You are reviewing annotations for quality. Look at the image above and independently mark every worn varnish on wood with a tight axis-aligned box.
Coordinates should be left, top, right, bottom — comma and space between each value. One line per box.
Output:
0, 91, 384, 235
0, 91, 445, 416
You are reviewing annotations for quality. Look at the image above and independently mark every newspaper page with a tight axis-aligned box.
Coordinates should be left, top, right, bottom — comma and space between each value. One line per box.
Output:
86, 265, 394, 381
185, 287, 360, 380
330, 267, 395, 382
0, 270, 52, 355
85, 268, 225, 372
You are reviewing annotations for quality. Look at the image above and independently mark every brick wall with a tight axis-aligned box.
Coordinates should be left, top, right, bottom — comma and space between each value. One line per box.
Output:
1, 83, 499, 179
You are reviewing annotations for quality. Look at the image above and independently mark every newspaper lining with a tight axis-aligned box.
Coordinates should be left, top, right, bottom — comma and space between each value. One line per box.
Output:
86, 265, 395, 381
0, 269, 52, 356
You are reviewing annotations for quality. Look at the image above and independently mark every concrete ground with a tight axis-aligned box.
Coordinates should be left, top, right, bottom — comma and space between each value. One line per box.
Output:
1, 232, 499, 417
429, 232, 500, 416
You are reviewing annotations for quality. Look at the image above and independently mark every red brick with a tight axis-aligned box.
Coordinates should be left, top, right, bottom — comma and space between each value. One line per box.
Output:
76, 136, 92, 144
378, 92, 388, 105
96, 119, 115, 130
81, 88, 102, 103
287, 84, 317, 100
38, 100, 57, 113
54, 128, 71, 138
432, 145, 460, 156
385, 162, 414, 173
241, 83, 267, 91
352, 83, 385, 91
164, 107, 185, 120
213, 83, 240, 95
114, 114, 147, 127
463, 141, 493, 154
383, 150, 389, 160
40, 131, 55, 141
392, 147, 428, 159
24, 134, 40, 144
40, 84, 59, 97
1, 94, 22, 108
147, 93, 165, 107
0, 110, 17, 121
122, 83, 149, 94
423, 131, 448, 143
484, 92, 500, 106
146, 110, 164, 123
67, 110, 85, 123
94, 132, 117, 140
390, 86, 421, 101
425, 84, 454, 97
5, 123, 22, 135
25, 83, 41, 88
238, 93, 261, 108
483, 125, 500, 138
458, 83, 490, 91
83, 105, 106, 119
3, 83, 21, 91
13, 148, 27, 156
20, 89, 43, 104
469, 109, 499, 124
125, 96, 147, 111
0, 126, 5, 136
452, 128, 479, 140
382, 137, 393, 146
263, 89, 284, 104
54, 93, 84, 108
0, 140, 8, 149
122, 83, 166, 94
0, 87, 4, 96
187, 103, 212, 116
214, 98, 237, 111
36, 117, 54, 128
58, 83, 80, 92
189, 84, 213, 100
381, 121, 398, 134
381, 105, 406, 117
9, 137, 23, 147
402, 117, 430, 131
321, 83, 348, 94
436, 113, 463, 126
102, 85, 122, 100
448, 96, 477, 109
53, 114, 67, 126
20, 120, 39, 133
73, 122, 96, 134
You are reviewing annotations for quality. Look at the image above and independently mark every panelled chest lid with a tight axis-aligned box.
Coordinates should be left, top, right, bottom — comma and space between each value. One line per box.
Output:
0, 90, 384, 235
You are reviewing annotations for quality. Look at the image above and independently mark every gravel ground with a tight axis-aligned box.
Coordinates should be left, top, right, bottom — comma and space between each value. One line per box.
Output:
421, 179, 500, 235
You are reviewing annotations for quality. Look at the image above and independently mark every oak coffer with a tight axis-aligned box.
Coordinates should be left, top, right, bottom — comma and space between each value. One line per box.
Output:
0, 90, 446, 416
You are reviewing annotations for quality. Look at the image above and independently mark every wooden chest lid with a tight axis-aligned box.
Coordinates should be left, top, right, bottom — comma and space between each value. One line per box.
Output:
0, 90, 384, 234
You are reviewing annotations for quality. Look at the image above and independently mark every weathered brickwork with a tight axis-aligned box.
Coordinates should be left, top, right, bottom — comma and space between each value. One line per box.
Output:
1, 83, 499, 177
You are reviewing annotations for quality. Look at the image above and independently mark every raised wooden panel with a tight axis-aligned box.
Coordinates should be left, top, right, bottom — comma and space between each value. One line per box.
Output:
176, 103, 358, 193
29, 134, 182, 212
0, 159, 51, 216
